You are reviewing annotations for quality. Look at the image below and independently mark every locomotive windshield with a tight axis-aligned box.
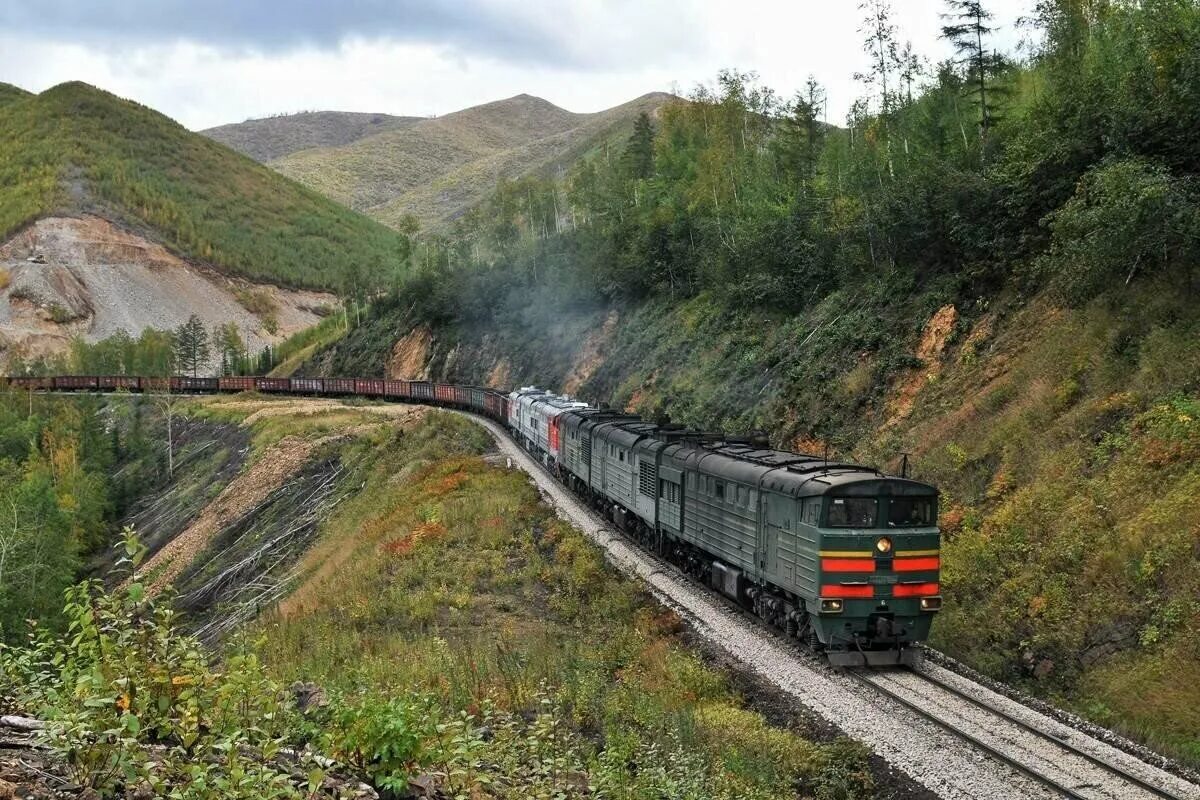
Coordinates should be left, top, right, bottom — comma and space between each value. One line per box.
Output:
887, 497, 936, 527
826, 497, 878, 528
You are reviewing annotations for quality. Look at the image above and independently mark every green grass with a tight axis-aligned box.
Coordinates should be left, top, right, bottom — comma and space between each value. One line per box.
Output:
266, 309, 356, 377
0, 82, 409, 291
253, 410, 873, 798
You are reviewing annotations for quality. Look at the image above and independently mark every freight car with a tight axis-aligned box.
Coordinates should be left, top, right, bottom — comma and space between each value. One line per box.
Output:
4, 374, 936, 664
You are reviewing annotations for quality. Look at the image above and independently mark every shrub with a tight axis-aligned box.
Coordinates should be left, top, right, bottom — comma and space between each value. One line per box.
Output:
0, 531, 316, 798
1039, 159, 1200, 304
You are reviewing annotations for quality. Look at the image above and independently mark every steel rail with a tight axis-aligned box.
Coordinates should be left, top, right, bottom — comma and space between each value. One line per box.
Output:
909, 667, 1185, 800
845, 667, 1092, 800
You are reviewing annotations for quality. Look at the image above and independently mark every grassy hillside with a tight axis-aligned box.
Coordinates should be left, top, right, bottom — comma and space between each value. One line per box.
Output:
0, 82, 409, 291
269, 92, 673, 230
202, 109, 422, 162
0, 82, 30, 106
1, 402, 884, 797
252, 406, 877, 798
303, 0, 1200, 766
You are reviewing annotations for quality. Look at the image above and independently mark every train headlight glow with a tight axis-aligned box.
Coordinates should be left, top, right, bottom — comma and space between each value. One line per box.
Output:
820, 598, 844, 613
875, 536, 893, 555
920, 596, 942, 611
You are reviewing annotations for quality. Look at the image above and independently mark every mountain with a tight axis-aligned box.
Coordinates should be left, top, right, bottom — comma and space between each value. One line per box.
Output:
203, 110, 423, 162
206, 92, 675, 231
0, 82, 407, 291
0, 82, 414, 367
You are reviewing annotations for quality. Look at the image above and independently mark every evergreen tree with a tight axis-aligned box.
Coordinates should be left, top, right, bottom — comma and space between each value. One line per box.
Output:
214, 322, 246, 376
173, 314, 210, 377
856, 0, 901, 114
941, 0, 1006, 155
623, 112, 656, 180
775, 78, 826, 186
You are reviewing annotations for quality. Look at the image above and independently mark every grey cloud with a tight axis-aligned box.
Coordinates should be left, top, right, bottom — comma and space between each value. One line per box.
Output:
0, 0, 614, 67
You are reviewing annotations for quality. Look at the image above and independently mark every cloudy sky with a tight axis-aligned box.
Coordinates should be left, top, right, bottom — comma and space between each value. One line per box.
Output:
0, 0, 1037, 131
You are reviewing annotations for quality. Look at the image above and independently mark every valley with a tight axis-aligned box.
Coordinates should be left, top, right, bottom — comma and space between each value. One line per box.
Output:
2, 0, 1200, 796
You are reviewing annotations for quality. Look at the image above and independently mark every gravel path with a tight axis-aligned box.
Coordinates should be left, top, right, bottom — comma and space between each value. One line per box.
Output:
464, 411, 1200, 800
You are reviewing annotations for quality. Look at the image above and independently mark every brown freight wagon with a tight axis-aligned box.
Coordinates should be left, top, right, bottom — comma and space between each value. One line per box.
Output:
383, 380, 410, 398
354, 379, 384, 396
178, 377, 219, 392
291, 378, 323, 393
98, 375, 140, 391
55, 375, 99, 390
219, 376, 255, 392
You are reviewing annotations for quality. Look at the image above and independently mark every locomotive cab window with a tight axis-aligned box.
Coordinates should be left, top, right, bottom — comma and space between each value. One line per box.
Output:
826, 497, 878, 528
887, 497, 936, 527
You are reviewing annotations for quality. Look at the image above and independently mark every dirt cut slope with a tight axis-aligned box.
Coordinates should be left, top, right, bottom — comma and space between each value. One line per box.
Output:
0, 215, 335, 366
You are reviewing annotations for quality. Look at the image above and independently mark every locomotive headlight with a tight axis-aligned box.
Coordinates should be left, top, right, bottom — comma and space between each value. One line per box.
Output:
920, 596, 942, 612
875, 536, 893, 555
820, 599, 844, 613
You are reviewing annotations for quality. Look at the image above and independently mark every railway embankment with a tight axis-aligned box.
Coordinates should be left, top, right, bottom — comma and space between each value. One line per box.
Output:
308, 274, 1200, 768
1, 396, 894, 799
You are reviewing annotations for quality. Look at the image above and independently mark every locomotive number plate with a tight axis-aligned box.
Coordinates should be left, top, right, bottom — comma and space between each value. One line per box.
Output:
868, 575, 898, 585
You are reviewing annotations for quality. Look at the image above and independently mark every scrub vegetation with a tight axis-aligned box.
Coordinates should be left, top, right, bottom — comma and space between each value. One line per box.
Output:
307, 0, 1200, 764
1, 402, 877, 798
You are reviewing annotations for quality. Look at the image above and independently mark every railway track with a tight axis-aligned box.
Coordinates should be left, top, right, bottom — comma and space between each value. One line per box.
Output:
470, 409, 1200, 800
847, 665, 1198, 800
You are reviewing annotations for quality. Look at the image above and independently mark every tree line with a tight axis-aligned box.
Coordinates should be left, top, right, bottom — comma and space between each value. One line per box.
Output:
375, 0, 1200, 325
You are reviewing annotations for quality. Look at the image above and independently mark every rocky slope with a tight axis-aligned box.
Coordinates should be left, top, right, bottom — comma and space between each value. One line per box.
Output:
0, 215, 335, 365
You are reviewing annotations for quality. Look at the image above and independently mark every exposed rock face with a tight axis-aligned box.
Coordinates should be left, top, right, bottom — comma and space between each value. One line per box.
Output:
886, 303, 959, 427
0, 215, 336, 366
562, 309, 619, 395
387, 325, 433, 380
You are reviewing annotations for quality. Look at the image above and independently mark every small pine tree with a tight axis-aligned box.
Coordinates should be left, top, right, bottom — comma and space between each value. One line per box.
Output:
172, 315, 210, 377
941, 0, 1007, 156
622, 112, 656, 180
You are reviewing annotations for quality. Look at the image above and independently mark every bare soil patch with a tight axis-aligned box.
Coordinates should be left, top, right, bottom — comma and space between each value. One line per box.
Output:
0, 215, 335, 366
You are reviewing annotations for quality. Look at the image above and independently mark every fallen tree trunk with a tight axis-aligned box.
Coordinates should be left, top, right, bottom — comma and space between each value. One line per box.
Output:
0, 715, 44, 732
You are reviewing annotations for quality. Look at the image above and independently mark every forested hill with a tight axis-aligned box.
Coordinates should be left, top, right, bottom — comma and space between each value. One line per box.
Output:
202, 110, 423, 162
211, 91, 674, 231
305, 0, 1200, 765
0, 82, 408, 291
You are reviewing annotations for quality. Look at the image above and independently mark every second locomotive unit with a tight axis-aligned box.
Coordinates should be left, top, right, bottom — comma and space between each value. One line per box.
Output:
509, 387, 940, 666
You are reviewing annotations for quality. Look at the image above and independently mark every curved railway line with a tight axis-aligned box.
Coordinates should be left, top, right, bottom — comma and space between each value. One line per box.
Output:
11, 382, 1200, 800
465, 407, 1200, 800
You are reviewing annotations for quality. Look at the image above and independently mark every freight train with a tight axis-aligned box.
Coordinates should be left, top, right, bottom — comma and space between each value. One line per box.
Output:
3, 374, 940, 666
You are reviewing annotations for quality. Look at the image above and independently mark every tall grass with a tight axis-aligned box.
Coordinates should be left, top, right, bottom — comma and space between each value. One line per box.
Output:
252, 409, 873, 797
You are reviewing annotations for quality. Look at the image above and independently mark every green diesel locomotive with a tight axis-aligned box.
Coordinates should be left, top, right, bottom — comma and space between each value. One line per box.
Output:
511, 389, 940, 666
